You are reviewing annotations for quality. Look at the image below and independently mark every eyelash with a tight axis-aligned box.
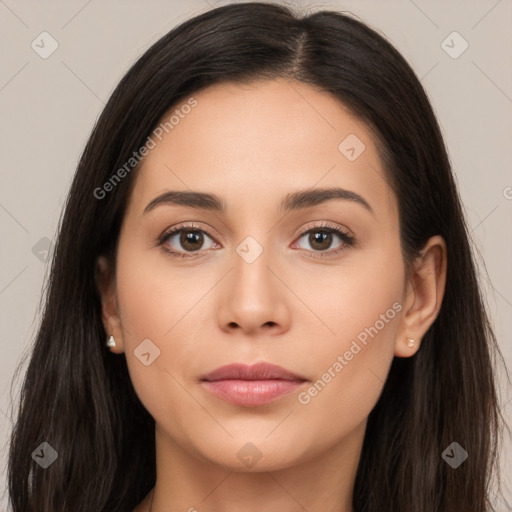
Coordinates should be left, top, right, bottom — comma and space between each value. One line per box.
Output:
156, 221, 356, 260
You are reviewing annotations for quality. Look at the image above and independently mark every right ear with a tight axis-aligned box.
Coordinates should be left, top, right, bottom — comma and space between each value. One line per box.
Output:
95, 255, 125, 353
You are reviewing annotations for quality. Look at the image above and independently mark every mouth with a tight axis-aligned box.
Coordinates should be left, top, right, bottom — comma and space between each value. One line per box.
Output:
200, 362, 308, 407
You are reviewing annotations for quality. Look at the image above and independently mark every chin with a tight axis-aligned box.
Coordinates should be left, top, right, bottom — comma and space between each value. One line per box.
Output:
196, 438, 312, 473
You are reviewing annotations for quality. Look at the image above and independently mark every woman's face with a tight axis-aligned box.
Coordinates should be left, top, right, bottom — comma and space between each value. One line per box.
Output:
100, 78, 425, 471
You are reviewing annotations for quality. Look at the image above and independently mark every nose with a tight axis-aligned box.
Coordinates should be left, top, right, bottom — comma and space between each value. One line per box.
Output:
216, 244, 291, 337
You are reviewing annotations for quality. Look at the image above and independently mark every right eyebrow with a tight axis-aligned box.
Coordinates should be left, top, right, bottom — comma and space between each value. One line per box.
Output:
143, 190, 226, 214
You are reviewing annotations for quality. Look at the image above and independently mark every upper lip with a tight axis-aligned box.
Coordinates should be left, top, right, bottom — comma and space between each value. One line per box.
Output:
201, 362, 307, 382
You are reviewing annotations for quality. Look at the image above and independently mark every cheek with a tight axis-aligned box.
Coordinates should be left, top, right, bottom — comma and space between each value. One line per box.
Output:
293, 314, 399, 454
296, 238, 404, 347
113, 241, 213, 423
113, 245, 178, 390
115, 242, 202, 339
293, 244, 403, 427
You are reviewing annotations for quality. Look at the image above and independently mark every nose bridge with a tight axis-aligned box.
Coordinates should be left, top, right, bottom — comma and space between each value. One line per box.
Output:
231, 233, 274, 302
217, 231, 290, 334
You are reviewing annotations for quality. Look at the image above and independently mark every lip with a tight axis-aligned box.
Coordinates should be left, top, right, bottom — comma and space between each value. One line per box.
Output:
200, 362, 307, 407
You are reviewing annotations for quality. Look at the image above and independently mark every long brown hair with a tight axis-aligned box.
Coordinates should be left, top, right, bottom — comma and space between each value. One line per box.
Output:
7, 3, 507, 511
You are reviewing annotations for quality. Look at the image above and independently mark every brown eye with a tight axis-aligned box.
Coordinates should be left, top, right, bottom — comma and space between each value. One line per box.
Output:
160, 226, 217, 256
179, 230, 205, 252
293, 223, 356, 259
308, 231, 334, 251
297, 229, 345, 252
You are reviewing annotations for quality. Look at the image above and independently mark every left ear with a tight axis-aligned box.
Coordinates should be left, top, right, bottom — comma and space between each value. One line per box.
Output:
394, 235, 447, 357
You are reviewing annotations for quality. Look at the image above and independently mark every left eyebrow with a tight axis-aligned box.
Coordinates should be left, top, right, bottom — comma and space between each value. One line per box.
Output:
281, 187, 374, 216
143, 187, 374, 216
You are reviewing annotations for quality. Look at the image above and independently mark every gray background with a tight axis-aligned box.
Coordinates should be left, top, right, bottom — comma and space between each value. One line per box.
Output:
0, 0, 511, 509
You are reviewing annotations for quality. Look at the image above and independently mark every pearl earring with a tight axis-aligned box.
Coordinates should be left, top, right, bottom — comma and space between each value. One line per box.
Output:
407, 338, 415, 348
106, 335, 116, 348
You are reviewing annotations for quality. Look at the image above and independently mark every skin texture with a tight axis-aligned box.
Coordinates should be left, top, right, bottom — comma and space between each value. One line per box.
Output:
97, 78, 447, 512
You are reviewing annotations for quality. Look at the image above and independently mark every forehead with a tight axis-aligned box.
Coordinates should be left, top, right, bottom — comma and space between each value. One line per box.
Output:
127, 78, 396, 220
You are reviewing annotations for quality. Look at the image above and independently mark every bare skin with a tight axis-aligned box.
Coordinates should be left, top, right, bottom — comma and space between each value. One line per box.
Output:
97, 78, 447, 512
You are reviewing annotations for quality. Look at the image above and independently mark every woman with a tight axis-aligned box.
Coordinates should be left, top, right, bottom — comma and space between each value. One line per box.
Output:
7, 2, 506, 511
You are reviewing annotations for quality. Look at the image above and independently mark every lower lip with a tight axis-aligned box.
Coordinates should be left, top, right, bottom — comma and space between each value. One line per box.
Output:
201, 379, 305, 406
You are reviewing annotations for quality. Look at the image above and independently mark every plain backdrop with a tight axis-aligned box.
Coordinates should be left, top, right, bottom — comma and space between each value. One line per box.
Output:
0, 0, 511, 510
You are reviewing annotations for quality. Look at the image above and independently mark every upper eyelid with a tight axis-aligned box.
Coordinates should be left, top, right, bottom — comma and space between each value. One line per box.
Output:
162, 221, 349, 237
295, 221, 352, 237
